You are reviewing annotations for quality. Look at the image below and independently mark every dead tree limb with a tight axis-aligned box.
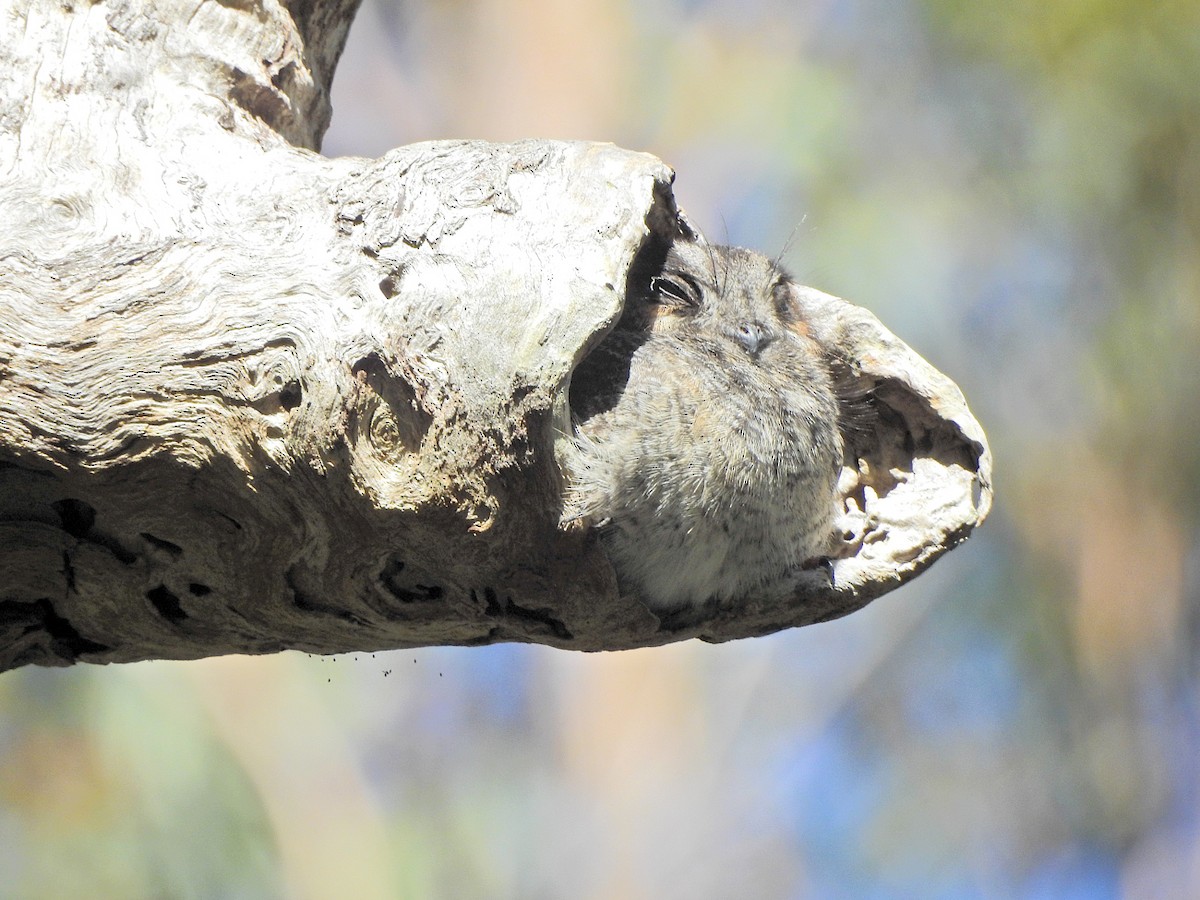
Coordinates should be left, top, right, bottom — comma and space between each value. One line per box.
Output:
0, 0, 991, 671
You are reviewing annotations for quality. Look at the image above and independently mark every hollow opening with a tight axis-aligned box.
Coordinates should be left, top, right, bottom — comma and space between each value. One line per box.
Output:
566, 233, 671, 428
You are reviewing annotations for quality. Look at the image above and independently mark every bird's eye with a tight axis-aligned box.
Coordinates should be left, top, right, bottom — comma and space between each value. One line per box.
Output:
649, 274, 700, 309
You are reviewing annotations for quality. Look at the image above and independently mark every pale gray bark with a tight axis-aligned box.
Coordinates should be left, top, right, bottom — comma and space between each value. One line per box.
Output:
0, 0, 991, 671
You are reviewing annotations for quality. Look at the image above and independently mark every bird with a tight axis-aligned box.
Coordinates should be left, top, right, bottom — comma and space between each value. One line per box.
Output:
560, 235, 845, 613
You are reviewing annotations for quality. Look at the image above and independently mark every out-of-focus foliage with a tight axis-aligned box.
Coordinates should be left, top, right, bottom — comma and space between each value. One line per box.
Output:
3, 1, 1197, 897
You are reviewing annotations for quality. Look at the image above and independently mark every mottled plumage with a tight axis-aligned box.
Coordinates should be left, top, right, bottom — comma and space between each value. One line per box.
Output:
562, 238, 843, 611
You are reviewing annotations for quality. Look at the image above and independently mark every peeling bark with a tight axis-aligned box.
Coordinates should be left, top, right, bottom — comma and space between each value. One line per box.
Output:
0, 0, 991, 671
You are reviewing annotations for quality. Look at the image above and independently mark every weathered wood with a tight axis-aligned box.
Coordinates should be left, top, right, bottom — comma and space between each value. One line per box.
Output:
0, 0, 991, 670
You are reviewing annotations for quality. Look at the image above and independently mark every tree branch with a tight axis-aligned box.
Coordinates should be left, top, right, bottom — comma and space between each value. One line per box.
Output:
0, 0, 991, 671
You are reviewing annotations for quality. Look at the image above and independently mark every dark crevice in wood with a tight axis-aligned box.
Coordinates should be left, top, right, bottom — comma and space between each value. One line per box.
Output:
147, 584, 188, 623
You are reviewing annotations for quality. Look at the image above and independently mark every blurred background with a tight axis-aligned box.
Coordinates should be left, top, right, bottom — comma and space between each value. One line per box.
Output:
3, 0, 1198, 896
